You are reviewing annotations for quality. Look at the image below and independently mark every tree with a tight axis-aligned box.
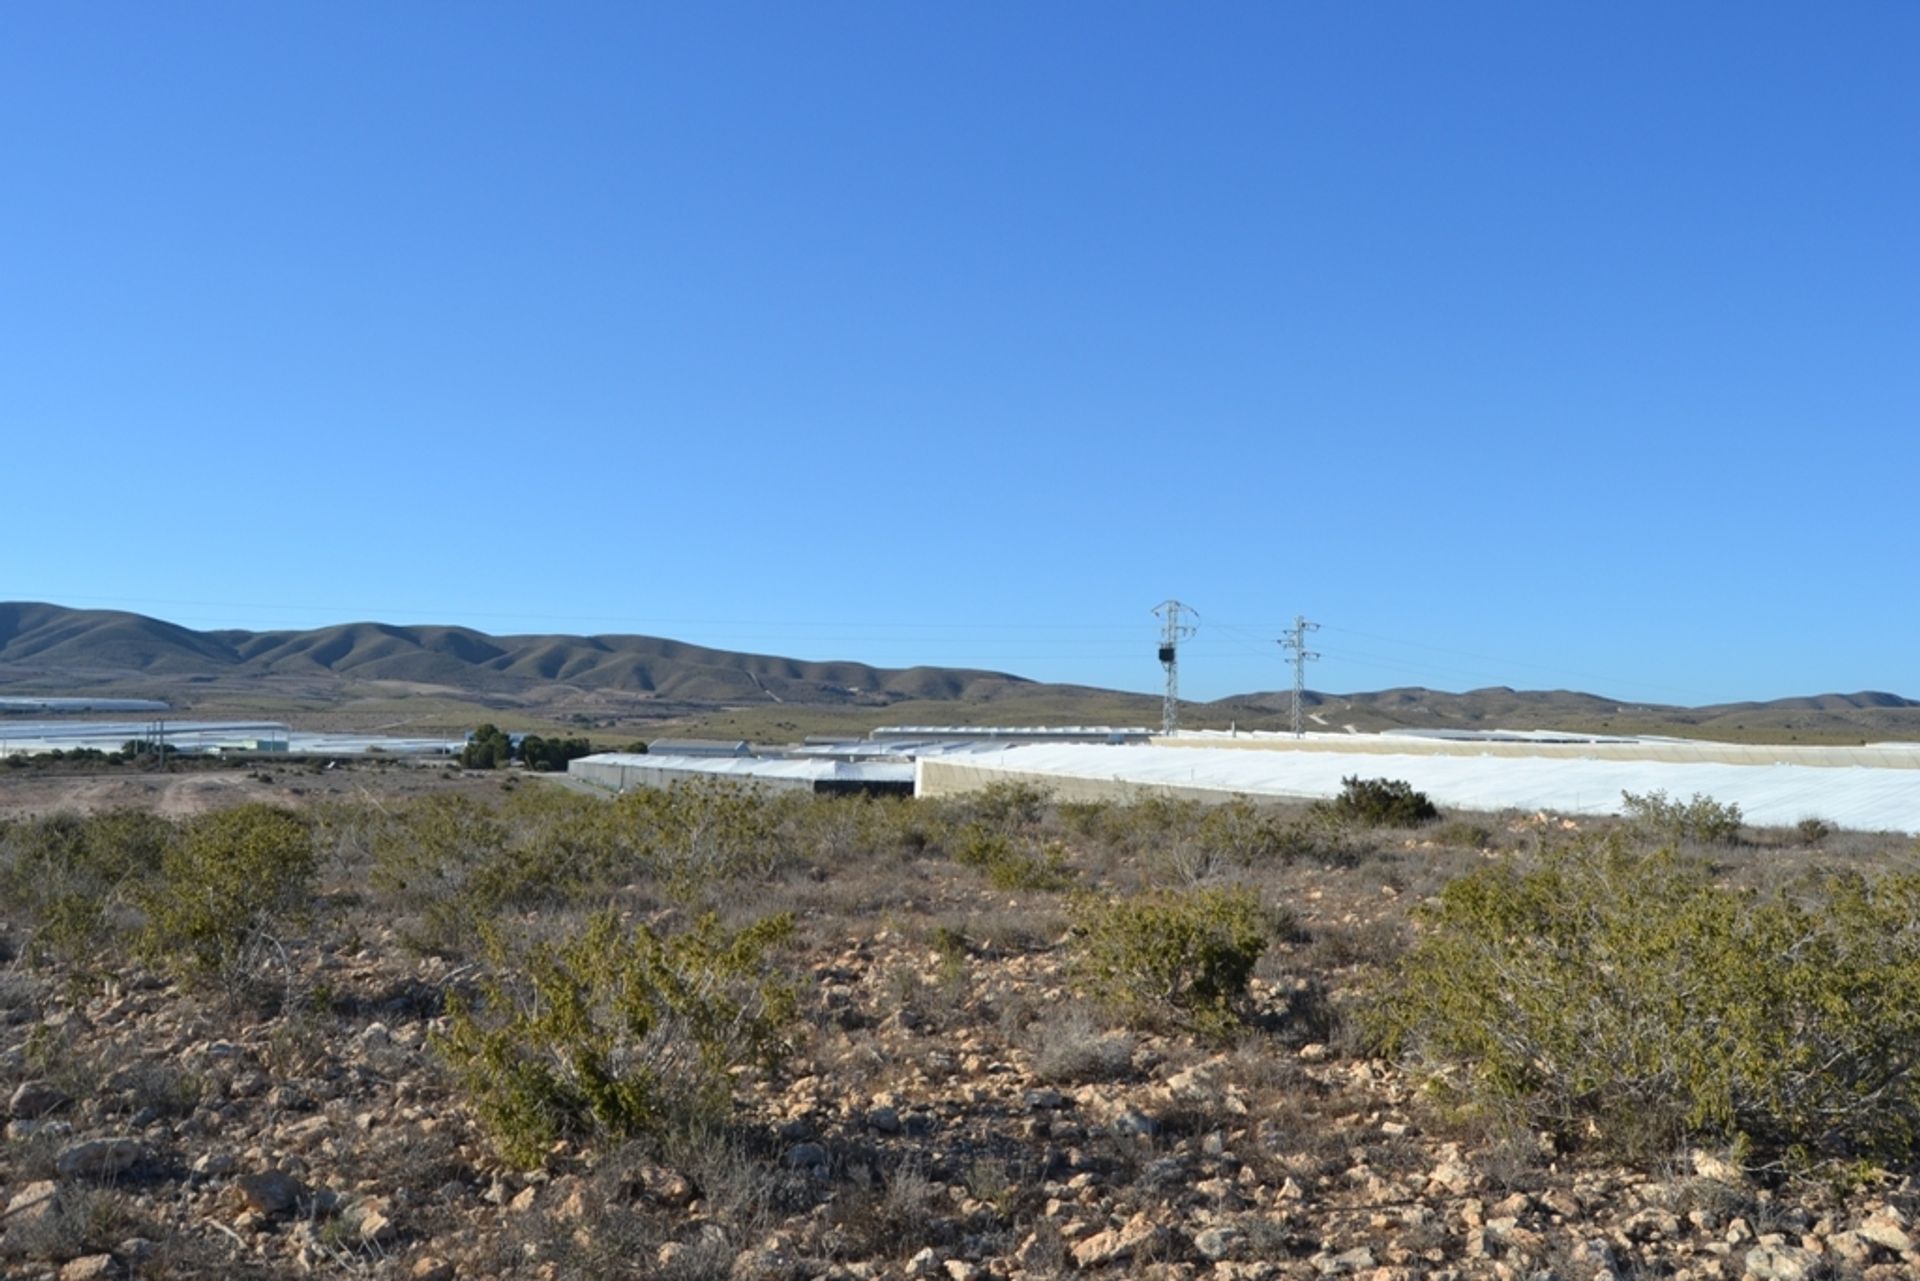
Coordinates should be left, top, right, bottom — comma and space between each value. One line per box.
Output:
519, 735, 593, 772
461, 724, 513, 769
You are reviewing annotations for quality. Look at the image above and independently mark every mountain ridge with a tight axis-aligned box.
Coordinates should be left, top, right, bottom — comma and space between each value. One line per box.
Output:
0, 602, 1027, 705
3, 603, 1916, 742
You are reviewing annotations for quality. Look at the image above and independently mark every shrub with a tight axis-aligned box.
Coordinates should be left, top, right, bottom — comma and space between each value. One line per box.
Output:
1796, 816, 1834, 846
1319, 776, 1439, 827
1619, 789, 1742, 844
611, 778, 792, 895
371, 793, 511, 904
1026, 1003, 1135, 1083
1196, 796, 1299, 863
1070, 886, 1271, 1037
1369, 838, 1920, 1177
940, 781, 1051, 832
438, 909, 797, 1167
0, 810, 172, 965
137, 805, 316, 990
950, 825, 1073, 892
1433, 819, 1496, 850
368, 789, 641, 952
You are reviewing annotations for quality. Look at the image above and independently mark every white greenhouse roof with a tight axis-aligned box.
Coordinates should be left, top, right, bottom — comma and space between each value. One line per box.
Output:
576, 753, 913, 784
923, 744, 1920, 834
0, 719, 463, 756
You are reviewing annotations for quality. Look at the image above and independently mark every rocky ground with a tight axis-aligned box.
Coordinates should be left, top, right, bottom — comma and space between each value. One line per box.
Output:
1, 771, 1916, 1280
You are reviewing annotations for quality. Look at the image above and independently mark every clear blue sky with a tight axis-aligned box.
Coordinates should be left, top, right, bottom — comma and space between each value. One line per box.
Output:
5, 4, 1915, 705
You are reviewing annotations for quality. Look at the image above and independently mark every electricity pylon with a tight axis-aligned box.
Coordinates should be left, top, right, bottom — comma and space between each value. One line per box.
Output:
1279, 615, 1320, 738
1152, 600, 1198, 735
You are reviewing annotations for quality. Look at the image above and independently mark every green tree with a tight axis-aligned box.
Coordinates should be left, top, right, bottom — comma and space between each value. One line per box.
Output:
461, 723, 513, 769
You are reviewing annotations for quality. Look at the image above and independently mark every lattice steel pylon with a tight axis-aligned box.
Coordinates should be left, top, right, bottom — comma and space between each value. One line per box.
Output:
1278, 615, 1320, 738
1152, 600, 1198, 736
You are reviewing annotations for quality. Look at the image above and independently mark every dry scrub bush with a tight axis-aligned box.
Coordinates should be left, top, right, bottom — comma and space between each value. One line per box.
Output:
1025, 1003, 1136, 1083
0, 1185, 153, 1266
370, 783, 814, 951
1063, 794, 1359, 883
438, 908, 798, 1167
0, 809, 171, 966
950, 824, 1074, 891
1370, 837, 1920, 1179
1316, 776, 1439, 828
936, 781, 1052, 833
1070, 886, 1273, 1038
1620, 788, 1743, 844
137, 804, 316, 995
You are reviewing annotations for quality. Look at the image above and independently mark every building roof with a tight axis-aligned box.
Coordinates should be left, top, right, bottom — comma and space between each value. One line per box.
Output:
922, 742, 1920, 833
576, 752, 912, 784
646, 738, 753, 755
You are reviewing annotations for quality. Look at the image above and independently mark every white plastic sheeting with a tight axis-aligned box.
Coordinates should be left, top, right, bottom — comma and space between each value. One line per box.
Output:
916, 744, 1920, 834
0, 698, 170, 713
1153, 730, 1920, 770
570, 752, 913, 792
0, 719, 463, 756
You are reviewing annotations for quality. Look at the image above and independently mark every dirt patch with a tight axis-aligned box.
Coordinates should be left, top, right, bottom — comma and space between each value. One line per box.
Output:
0, 760, 513, 818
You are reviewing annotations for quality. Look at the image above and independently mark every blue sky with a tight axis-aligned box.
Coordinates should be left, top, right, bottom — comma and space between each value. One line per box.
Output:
4, 3, 1915, 704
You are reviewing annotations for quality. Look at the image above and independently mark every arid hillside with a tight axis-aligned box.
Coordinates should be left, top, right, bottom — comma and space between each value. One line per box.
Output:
3, 759, 1919, 1279
0, 603, 1026, 705
6, 602, 1920, 746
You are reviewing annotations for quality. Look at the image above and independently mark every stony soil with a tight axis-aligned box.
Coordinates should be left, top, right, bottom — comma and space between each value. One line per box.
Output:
1, 776, 1915, 1281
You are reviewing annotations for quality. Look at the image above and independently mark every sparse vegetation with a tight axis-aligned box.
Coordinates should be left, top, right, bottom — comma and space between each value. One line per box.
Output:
949, 824, 1074, 891
1069, 885, 1272, 1037
438, 909, 798, 1167
0, 808, 171, 965
137, 804, 317, 995
1317, 775, 1440, 827
1620, 788, 1744, 843
1370, 837, 1920, 1177
2, 755, 1916, 1279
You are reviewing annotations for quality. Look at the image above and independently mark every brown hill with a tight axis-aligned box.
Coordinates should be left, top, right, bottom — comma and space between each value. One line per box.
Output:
0, 602, 1027, 706
4, 603, 1915, 745
1204, 685, 1920, 743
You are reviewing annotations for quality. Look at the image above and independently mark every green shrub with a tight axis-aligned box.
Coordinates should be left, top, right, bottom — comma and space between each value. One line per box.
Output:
1369, 839, 1920, 1177
137, 805, 316, 989
1796, 816, 1834, 846
616, 779, 798, 896
0, 810, 172, 965
368, 789, 645, 952
1619, 789, 1742, 844
940, 781, 1051, 832
1070, 886, 1271, 1037
1318, 776, 1439, 827
437, 909, 797, 1167
951, 825, 1074, 892
1433, 819, 1496, 850
371, 793, 511, 903
1195, 796, 1297, 863
1056, 800, 1115, 839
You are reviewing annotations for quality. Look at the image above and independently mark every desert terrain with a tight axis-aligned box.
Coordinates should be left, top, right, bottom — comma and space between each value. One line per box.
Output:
2, 753, 1919, 1280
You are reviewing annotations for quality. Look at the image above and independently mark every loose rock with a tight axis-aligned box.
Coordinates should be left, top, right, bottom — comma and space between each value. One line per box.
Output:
55, 1136, 151, 1180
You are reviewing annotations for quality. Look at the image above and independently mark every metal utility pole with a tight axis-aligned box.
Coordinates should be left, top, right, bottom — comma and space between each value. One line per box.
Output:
1152, 600, 1198, 736
1279, 615, 1320, 738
